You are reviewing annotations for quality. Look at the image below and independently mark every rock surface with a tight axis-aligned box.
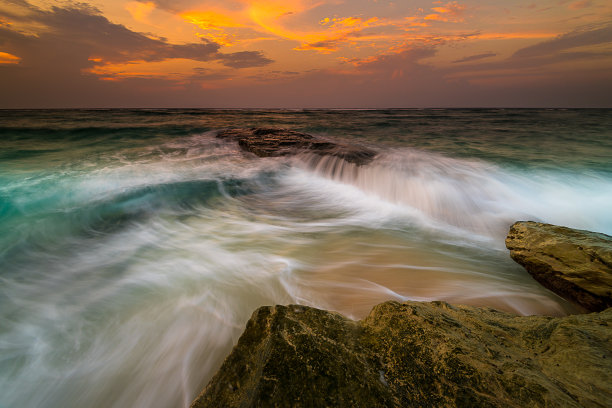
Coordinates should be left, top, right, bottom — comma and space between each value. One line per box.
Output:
191, 301, 612, 408
216, 128, 377, 165
506, 221, 612, 312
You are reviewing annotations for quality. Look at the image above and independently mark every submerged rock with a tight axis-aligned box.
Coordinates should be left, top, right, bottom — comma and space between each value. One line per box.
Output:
506, 221, 612, 312
216, 128, 377, 165
191, 301, 612, 408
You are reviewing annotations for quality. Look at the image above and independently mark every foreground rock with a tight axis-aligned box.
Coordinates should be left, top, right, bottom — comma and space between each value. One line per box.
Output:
216, 128, 377, 165
506, 221, 612, 312
191, 301, 612, 407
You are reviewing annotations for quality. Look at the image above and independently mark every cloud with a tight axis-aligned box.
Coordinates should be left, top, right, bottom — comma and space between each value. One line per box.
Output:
439, 24, 612, 95
181, 10, 245, 30
354, 47, 438, 71
0, 1, 273, 73
0, 0, 275, 107
425, 1, 467, 23
432, 1, 467, 17
513, 23, 612, 58
129, 0, 470, 56
218, 50, 272, 68
0, 51, 20, 64
125, 1, 156, 24
294, 34, 351, 53
452, 52, 496, 63
293, 16, 464, 54
132, 0, 212, 14
1, 0, 611, 108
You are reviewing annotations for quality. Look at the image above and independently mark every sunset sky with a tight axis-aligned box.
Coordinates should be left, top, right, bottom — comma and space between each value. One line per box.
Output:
1, 0, 611, 107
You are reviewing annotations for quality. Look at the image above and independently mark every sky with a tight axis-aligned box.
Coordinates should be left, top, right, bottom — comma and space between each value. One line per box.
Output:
1, 0, 611, 107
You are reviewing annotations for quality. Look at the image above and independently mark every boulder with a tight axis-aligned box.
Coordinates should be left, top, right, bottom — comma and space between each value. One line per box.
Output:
191, 301, 612, 408
506, 221, 612, 312
216, 128, 377, 165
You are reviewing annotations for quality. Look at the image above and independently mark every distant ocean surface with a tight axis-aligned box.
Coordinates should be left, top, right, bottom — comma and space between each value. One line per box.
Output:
1, 109, 611, 407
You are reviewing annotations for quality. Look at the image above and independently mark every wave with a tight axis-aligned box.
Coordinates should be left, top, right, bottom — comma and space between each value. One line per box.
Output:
291, 148, 612, 241
0, 128, 609, 408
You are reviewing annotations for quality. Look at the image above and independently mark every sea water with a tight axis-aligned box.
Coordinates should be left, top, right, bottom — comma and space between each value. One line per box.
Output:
1, 109, 611, 407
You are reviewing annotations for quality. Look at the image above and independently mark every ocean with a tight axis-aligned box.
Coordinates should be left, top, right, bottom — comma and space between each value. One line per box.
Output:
1, 109, 611, 407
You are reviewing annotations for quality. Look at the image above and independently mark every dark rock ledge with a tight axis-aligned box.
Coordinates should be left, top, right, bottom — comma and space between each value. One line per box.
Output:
216, 128, 377, 165
506, 221, 612, 312
191, 222, 612, 407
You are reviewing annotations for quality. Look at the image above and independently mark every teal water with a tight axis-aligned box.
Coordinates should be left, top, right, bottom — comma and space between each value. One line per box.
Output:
1, 109, 611, 407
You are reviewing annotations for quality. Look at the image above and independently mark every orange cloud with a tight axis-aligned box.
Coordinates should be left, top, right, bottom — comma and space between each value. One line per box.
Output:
125, 1, 156, 24
181, 10, 244, 30
0, 51, 20, 64
293, 34, 348, 53
424, 14, 447, 21
178, 1, 317, 47
326, 17, 379, 28
177, 1, 468, 55
433, 2, 466, 16
176, 1, 399, 55
181, 10, 247, 46
294, 16, 387, 52
85, 58, 209, 81
247, 1, 313, 40
424, 1, 466, 22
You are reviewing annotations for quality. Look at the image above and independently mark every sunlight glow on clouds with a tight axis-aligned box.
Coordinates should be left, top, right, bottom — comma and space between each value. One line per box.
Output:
0, 51, 20, 64
1, 0, 611, 107
125, 1, 155, 24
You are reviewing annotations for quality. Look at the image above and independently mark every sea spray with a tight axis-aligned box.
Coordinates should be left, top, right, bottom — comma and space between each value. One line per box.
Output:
293, 148, 612, 241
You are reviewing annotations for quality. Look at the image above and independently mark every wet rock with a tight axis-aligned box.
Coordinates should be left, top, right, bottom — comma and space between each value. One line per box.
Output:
216, 128, 377, 165
506, 221, 612, 312
191, 301, 612, 408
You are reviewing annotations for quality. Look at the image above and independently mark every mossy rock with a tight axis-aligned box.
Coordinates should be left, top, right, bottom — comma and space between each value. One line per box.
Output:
191, 301, 612, 407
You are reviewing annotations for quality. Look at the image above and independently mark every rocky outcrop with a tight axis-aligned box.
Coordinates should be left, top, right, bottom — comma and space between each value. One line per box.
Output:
191, 301, 612, 408
216, 128, 377, 165
506, 221, 612, 312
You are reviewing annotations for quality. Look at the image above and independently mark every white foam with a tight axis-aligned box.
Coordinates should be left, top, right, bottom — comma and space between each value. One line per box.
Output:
288, 149, 612, 242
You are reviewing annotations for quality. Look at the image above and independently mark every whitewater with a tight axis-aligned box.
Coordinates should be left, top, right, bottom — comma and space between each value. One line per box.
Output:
1, 109, 611, 407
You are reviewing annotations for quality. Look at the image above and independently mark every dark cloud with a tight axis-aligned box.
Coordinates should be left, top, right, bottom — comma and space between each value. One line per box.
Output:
296, 39, 342, 52
452, 52, 496, 63
131, 0, 200, 14
219, 51, 273, 68
354, 47, 437, 72
0, 1, 272, 107
439, 24, 612, 78
0, 1, 272, 68
45, 6, 221, 63
513, 23, 612, 58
